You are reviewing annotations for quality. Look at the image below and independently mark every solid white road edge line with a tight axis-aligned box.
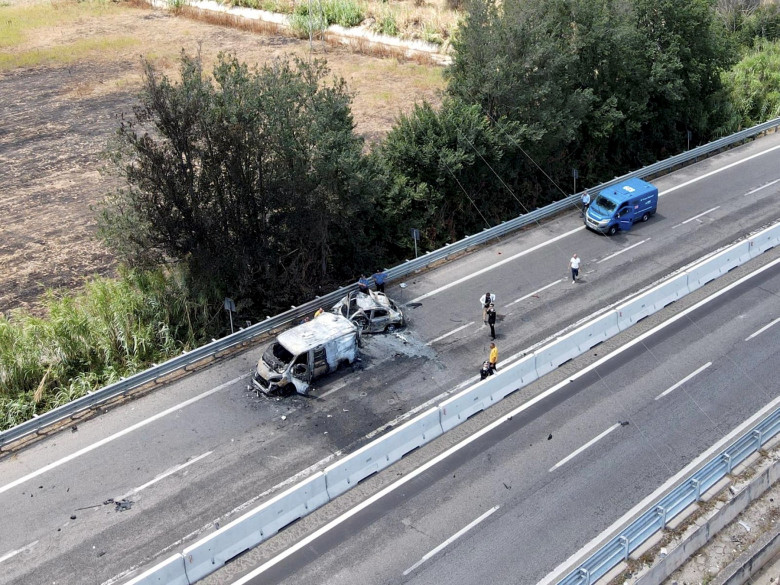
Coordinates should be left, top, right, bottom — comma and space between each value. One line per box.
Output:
681, 206, 720, 225
746, 317, 780, 341
655, 362, 713, 401
549, 424, 622, 473
231, 257, 780, 585
427, 322, 476, 345
660, 144, 780, 197
402, 506, 500, 576
405, 143, 780, 304
506, 280, 562, 307
408, 226, 585, 304
538, 391, 780, 585
114, 451, 213, 502
597, 239, 649, 264
0, 540, 38, 565
0, 374, 249, 496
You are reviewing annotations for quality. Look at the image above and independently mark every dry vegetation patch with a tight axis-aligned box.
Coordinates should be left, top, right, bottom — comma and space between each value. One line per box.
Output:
0, 0, 445, 314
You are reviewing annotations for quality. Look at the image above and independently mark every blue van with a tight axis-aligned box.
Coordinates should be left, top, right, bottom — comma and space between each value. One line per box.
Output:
584, 178, 659, 236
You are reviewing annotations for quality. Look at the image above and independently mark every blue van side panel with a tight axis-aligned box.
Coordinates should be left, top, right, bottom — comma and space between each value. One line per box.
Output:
585, 178, 658, 233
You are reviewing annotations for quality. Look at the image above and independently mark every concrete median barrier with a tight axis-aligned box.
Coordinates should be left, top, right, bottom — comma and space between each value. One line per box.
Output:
749, 222, 780, 258
324, 408, 443, 499
123, 553, 189, 585
182, 472, 329, 583
686, 242, 752, 292
439, 376, 504, 432
490, 354, 537, 401
535, 311, 619, 378
616, 274, 690, 331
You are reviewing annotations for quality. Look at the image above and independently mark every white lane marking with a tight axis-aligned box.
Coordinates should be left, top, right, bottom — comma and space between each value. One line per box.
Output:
114, 451, 212, 501
402, 506, 500, 576
506, 280, 562, 307
319, 379, 350, 399
655, 362, 713, 400
679, 206, 720, 226
549, 424, 622, 473
660, 144, 780, 197
407, 226, 586, 304
745, 317, 780, 341
539, 393, 780, 585
746, 178, 780, 196
0, 540, 38, 565
596, 239, 648, 264
427, 322, 475, 345
231, 258, 780, 585
0, 374, 248, 497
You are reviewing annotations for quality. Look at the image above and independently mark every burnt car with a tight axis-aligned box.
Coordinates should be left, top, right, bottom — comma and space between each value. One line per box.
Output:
331, 290, 405, 333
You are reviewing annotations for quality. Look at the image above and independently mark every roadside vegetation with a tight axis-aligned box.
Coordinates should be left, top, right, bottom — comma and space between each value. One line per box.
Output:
3, 0, 780, 430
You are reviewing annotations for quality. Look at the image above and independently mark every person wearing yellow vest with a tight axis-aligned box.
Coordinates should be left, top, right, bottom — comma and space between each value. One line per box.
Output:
489, 342, 498, 373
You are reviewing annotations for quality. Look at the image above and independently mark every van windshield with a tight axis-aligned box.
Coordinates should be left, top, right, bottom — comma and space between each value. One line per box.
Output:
263, 342, 294, 372
594, 195, 617, 213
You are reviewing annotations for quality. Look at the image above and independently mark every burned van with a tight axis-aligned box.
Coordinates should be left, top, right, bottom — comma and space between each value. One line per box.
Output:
252, 312, 359, 396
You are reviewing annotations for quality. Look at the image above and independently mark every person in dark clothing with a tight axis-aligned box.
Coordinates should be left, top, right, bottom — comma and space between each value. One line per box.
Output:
487, 303, 496, 339
357, 274, 370, 294
480, 291, 495, 324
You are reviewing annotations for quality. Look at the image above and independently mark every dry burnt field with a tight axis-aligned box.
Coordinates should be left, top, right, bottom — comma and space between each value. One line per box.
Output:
0, 0, 444, 314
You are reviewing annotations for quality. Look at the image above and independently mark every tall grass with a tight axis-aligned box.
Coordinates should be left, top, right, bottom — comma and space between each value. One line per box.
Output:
290, 0, 365, 37
0, 268, 216, 431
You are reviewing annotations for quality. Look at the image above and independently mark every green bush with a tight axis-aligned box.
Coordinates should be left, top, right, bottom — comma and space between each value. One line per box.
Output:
376, 12, 398, 36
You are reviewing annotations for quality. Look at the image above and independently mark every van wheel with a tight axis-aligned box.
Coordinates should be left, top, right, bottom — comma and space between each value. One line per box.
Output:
641, 212, 650, 222
607, 224, 618, 236
385, 324, 396, 333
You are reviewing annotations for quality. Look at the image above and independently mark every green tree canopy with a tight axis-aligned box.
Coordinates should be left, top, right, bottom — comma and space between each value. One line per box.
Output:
100, 52, 384, 315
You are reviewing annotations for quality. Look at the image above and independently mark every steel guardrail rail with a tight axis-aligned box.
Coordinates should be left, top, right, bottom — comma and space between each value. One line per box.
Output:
2, 118, 779, 449
557, 405, 780, 585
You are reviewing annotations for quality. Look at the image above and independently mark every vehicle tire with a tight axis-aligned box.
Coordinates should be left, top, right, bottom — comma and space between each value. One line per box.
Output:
607, 224, 618, 236
385, 324, 396, 333
641, 212, 650, 222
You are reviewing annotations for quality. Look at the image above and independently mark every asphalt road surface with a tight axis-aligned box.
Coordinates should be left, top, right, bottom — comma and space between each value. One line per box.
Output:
1, 133, 780, 585
231, 258, 780, 585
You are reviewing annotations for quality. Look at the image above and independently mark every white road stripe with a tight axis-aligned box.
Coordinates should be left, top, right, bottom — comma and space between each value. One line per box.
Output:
319, 379, 350, 399
655, 362, 712, 400
0, 541, 38, 565
402, 506, 500, 576
0, 374, 248, 496
506, 280, 562, 307
745, 178, 780, 196
596, 239, 648, 264
549, 424, 622, 473
680, 206, 720, 225
114, 451, 213, 501
231, 257, 780, 585
745, 317, 780, 341
407, 226, 585, 304
660, 144, 780, 196
427, 322, 475, 345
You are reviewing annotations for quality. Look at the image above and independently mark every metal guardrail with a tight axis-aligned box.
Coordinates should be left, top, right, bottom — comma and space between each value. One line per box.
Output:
2, 117, 779, 449
558, 405, 780, 585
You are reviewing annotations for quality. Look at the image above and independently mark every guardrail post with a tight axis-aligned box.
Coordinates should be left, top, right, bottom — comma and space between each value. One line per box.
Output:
656, 505, 667, 527
578, 567, 591, 585
724, 453, 733, 473
753, 429, 763, 450
692, 478, 702, 501
619, 535, 630, 560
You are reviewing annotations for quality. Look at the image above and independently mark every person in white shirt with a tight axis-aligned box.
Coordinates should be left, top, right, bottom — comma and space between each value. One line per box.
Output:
570, 254, 581, 283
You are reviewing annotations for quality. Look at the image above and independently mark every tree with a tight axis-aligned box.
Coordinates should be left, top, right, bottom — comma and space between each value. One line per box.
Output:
100, 52, 383, 315
722, 38, 780, 129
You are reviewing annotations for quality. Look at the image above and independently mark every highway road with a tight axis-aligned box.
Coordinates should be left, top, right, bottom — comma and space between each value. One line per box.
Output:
1, 132, 779, 584
229, 258, 780, 585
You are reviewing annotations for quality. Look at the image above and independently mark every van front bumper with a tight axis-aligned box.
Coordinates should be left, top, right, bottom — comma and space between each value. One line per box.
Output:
585, 216, 610, 233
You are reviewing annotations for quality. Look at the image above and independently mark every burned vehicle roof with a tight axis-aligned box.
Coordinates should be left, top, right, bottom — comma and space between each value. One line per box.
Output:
277, 312, 357, 355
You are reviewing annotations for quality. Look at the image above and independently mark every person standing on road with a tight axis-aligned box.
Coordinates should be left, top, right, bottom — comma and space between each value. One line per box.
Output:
488, 342, 498, 373
580, 191, 591, 217
358, 274, 370, 294
570, 253, 581, 283
487, 303, 497, 339
373, 269, 387, 293
480, 291, 495, 324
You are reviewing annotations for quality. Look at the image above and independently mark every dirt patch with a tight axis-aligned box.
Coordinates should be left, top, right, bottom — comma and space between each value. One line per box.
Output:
0, 0, 444, 314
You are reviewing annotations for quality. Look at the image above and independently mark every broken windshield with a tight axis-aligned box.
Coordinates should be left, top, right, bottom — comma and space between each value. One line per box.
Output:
263, 342, 294, 372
